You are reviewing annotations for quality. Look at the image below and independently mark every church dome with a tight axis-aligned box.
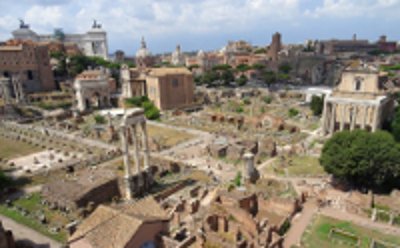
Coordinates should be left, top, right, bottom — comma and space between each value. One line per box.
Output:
197, 50, 205, 58
136, 37, 151, 58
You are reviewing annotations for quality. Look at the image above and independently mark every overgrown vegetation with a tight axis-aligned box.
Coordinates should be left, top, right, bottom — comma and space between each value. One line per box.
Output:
94, 114, 106, 124
310, 95, 324, 116
288, 108, 299, 117
320, 130, 400, 191
124, 96, 160, 120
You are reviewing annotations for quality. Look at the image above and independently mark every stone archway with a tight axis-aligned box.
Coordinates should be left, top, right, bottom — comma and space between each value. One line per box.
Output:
91, 92, 101, 109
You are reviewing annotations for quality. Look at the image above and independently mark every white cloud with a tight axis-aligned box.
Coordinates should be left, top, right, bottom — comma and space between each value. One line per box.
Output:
1, 0, 400, 52
25, 5, 63, 32
305, 0, 400, 18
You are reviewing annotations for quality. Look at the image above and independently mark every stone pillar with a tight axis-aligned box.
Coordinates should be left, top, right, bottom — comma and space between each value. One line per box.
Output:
372, 104, 380, 132
131, 125, 141, 175
243, 152, 259, 184
361, 105, 368, 130
340, 104, 345, 131
350, 106, 357, 131
120, 125, 132, 200
12, 78, 20, 103
321, 100, 329, 135
329, 103, 337, 134
140, 121, 150, 169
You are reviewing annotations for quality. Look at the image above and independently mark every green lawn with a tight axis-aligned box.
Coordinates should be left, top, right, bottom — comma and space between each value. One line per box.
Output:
0, 137, 41, 160
265, 156, 326, 177
0, 193, 69, 243
301, 215, 400, 248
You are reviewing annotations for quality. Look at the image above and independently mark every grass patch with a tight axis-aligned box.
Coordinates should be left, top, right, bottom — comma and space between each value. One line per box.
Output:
0, 137, 42, 160
0, 193, 68, 243
147, 124, 195, 149
302, 215, 400, 248
265, 156, 326, 177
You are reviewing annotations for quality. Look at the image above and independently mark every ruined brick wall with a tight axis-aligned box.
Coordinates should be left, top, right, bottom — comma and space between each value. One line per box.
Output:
76, 179, 121, 209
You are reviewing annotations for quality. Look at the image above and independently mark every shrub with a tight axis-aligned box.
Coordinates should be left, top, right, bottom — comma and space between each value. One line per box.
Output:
288, 108, 299, 117
94, 114, 106, 124
236, 106, 244, 113
234, 172, 242, 187
263, 96, 272, 104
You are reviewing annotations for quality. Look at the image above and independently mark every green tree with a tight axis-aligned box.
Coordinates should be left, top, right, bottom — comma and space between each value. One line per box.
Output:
390, 107, 400, 142
278, 62, 292, 74
320, 130, 400, 190
221, 70, 234, 85
261, 71, 277, 87
310, 95, 324, 116
236, 64, 251, 73
252, 63, 266, 71
236, 75, 248, 87
212, 64, 232, 71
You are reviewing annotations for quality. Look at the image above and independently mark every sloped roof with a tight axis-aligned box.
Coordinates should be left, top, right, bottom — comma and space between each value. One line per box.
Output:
148, 67, 192, 77
69, 197, 169, 248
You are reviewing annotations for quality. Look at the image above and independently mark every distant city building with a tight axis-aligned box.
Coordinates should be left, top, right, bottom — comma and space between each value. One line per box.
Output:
0, 39, 55, 93
121, 67, 195, 110
268, 32, 282, 62
322, 64, 393, 135
135, 37, 154, 69
377, 35, 398, 53
171, 44, 185, 66
12, 20, 108, 60
318, 34, 377, 56
114, 50, 125, 63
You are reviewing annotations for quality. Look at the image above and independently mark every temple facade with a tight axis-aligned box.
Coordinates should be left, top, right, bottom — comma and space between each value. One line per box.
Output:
321, 65, 394, 135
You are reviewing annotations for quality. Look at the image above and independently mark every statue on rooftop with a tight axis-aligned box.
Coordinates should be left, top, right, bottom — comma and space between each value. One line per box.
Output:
19, 19, 29, 29
92, 19, 102, 29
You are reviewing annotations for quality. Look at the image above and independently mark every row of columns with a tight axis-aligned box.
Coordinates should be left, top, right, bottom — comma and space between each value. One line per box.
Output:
120, 118, 150, 200
322, 101, 381, 135
0, 75, 25, 104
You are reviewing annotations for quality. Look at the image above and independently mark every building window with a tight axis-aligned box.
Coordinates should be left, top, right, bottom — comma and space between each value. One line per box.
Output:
172, 78, 179, 87
355, 79, 362, 91
3, 71, 9, 78
27, 70, 34, 80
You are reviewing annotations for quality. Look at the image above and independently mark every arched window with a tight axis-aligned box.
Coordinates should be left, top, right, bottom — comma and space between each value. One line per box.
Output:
355, 79, 362, 91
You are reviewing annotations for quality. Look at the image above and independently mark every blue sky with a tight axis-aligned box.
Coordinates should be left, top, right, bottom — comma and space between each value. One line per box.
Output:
0, 0, 399, 55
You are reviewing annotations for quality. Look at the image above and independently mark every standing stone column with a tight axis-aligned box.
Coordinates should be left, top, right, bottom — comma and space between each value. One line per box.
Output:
243, 152, 259, 184
329, 103, 337, 134
140, 121, 150, 169
350, 106, 357, 131
120, 125, 132, 200
361, 105, 368, 130
131, 125, 141, 175
340, 104, 345, 131
372, 104, 381, 132
321, 100, 329, 135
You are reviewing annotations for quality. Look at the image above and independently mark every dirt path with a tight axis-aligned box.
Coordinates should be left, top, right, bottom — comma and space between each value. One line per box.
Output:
0, 215, 63, 248
283, 199, 318, 248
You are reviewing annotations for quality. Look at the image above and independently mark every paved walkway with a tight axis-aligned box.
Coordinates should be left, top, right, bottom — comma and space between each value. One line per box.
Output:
0, 215, 62, 248
283, 199, 318, 248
